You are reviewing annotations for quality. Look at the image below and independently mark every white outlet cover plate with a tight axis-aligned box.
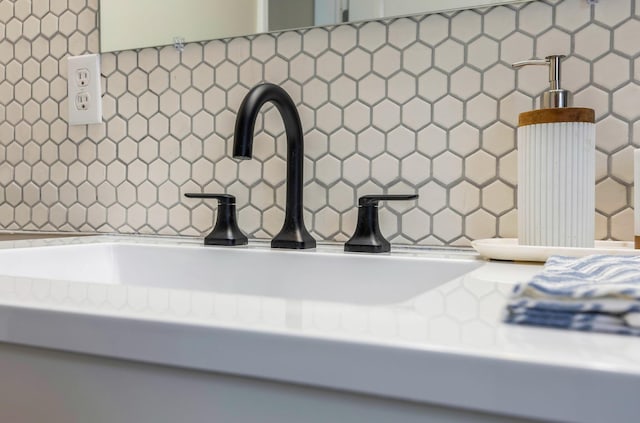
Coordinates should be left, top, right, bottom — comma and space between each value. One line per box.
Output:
67, 54, 102, 125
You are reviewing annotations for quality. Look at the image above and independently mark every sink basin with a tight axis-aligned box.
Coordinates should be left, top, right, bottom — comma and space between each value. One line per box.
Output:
0, 241, 482, 305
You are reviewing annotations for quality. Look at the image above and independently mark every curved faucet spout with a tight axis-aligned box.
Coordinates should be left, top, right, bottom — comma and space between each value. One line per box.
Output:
233, 83, 316, 249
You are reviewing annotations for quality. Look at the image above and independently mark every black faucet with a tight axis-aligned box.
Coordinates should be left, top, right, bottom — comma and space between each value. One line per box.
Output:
233, 83, 316, 249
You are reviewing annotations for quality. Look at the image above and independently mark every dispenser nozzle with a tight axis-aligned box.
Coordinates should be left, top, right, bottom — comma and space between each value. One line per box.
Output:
512, 55, 570, 108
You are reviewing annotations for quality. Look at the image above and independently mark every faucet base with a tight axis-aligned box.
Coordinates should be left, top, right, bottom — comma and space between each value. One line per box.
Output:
271, 232, 316, 249
271, 239, 316, 250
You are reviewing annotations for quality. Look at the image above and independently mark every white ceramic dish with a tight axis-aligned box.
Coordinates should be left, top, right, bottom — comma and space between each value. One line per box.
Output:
471, 238, 638, 262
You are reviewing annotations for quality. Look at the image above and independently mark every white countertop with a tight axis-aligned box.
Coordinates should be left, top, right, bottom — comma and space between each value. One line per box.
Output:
0, 235, 638, 422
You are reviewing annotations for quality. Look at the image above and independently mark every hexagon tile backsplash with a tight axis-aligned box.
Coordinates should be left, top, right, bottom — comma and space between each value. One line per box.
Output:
0, 0, 639, 246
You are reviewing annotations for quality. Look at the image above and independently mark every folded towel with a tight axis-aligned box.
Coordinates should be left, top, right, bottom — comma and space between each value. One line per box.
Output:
505, 255, 640, 336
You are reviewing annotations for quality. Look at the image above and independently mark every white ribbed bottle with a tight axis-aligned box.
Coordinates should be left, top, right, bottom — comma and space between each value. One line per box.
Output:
517, 109, 595, 247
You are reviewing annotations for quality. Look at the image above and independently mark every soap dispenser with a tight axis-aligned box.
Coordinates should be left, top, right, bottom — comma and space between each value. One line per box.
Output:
512, 55, 595, 248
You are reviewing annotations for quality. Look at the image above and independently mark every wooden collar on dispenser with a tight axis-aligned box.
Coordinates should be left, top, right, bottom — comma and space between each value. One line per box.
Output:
518, 108, 595, 127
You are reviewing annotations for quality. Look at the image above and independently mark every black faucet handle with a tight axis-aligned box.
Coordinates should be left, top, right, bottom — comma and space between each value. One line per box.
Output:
184, 193, 248, 246
185, 193, 236, 204
358, 194, 419, 207
345, 194, 419, 254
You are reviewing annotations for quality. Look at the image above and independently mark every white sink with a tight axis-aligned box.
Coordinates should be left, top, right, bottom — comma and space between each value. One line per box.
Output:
0, 241, 482, 305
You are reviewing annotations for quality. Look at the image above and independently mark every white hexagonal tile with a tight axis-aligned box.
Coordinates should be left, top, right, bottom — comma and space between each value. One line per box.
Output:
433, 96, 463, 128
432, 151, 463, 185
148, 68, 169, 94
516, 62, 548, 97
315, 207, 340, 238
263, 155, 286, 186
418, 14, 449, 47
169, 66, 191, 93
518, 1, 552, 35
315, 154, 341, 186
305, 129, 329, 161
342, 101, 370, 134
417, 69, 448, 102
432, 209, 463, 243
573, 86, 610, 120
387, 71, 415, 104
303, 182, 328, 213
402, 208, 431, 241
386, 127, 414, 159
169, 112, 191, 140
596, 116, 629, 154
401, 154, 430, 185
402, 97, 431, 131
450, 181, 480, 214
342, 154, 370, 186
614, 20, 640, 57
596, 149, 609, 181
302, 79, 329, 108
328, 182, 355, 212
357, 127, 386, 159
482, 7, 516, 40
536, 28, 571, 58
596, 178, 627, 215
316, 103, 342, 134
227, 37, 250, 65
249, 182, 275, 210
316, 50, 342, 82
610, 146, 634, 184
343, 48, 371, 80
466, 209, 497, 240
482, 64, 515, 100
555, 0, 591, 32
372, 100, 401, 132
499, 91, 533, 126
264, 56, 288, 85
575, 23, 611, 61
180, 87, 203, 116
466, 94, 498, 129
594, 0, 631, 28
359, 21, 387, 52
482, 122, 515, 157
611, 208, 633, 241
467, 36, 498, 71
330, 25, 357, 54
464, 150, 496, 185
450, 67, 480, 100
387, 17, 416, 49
482, 181, 514, 215
329, 75, 357, 107
593, 53, 630, 90
500, 31, 533, 65
250, 33, 276, 63
238, 205, 261, 234
612, 83, 640, 121
402, 42, 432, 76
561, 56, 591, 93
434, 39, 464, 72
276, 31, 301, 59
451, 10, 481, 43
595, 211, 608, 240
371, 154, 400, 185
449, 123, 480, 157
417, 125, 447, 158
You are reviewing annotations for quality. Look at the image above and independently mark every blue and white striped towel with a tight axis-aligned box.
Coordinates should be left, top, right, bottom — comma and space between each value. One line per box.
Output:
505, 255, 640, 336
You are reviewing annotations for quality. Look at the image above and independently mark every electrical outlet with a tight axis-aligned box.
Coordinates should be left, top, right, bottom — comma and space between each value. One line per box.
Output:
67, 54, 102, 125
76, 68, 90, 87
75, 92, 90, 110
